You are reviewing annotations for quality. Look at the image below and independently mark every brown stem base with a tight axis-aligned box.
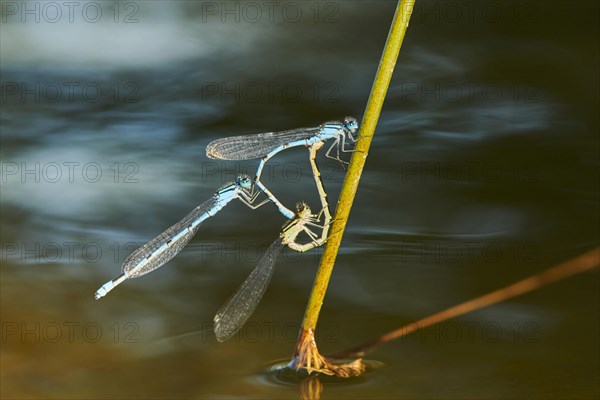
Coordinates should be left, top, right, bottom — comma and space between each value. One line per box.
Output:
289, 328, 365, 378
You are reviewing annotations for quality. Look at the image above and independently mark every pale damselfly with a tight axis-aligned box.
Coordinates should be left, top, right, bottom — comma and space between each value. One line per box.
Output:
213, 143, 332, 342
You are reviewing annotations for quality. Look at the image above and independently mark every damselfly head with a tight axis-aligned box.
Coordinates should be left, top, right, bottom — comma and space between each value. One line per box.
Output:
236, 175, 252, 189
295, 202, 312, 217
343, 116, 359, 136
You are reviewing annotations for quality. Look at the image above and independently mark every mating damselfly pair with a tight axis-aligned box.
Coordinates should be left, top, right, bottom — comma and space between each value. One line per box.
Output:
95, 117, 359, 342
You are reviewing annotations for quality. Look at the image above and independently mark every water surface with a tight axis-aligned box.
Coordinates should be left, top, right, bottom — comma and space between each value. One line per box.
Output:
1, 1, 598, 399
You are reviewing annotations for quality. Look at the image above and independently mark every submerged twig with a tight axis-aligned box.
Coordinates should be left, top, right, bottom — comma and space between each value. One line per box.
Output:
333, 247, 600, 359
290, 0, 416, 377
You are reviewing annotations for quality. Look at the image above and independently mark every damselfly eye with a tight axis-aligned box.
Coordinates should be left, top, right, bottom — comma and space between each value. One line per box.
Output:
236, 176, 252, 189
344, 117, 358, 134
296, 202, 310, 214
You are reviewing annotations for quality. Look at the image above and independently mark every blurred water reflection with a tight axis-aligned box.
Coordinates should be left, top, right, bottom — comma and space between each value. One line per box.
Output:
1, 1, 598, 399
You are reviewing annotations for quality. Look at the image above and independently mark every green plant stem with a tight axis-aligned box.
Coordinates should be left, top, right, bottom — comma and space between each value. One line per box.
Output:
299, 0, 416, 333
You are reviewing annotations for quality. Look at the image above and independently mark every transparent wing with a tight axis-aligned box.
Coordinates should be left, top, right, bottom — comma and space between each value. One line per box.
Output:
123, 197, 216, 278
206, 126, 321, 160
213, 237, 284, 342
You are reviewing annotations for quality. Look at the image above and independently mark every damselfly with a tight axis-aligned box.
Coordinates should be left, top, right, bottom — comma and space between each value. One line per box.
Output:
206, 117, 358, 219
213, 143, 332, 342
95, 176, 268, 299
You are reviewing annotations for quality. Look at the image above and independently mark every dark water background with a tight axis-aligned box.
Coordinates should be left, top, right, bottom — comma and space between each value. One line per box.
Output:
1, 1, 598, 399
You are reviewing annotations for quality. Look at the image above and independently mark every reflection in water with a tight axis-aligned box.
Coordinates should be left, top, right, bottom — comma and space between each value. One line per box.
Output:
1, 1, 598, 399
300, 376, 323, 400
